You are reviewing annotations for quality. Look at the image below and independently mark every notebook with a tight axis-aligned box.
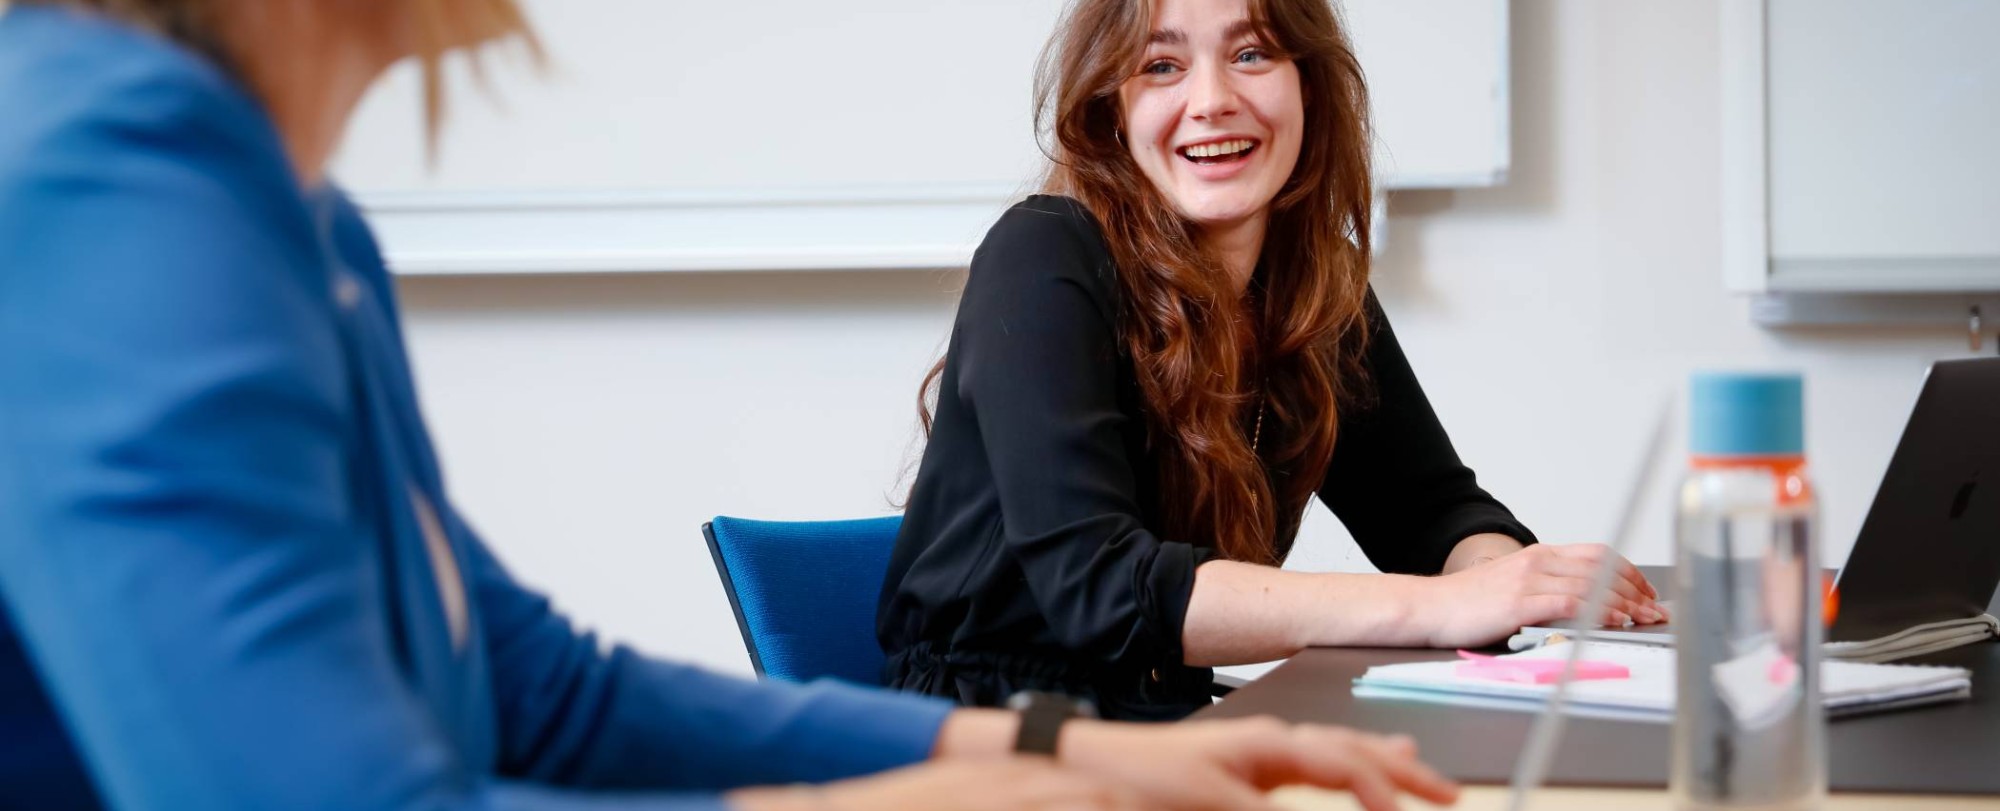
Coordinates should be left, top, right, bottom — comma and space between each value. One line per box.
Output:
1353, 641, 1972, 724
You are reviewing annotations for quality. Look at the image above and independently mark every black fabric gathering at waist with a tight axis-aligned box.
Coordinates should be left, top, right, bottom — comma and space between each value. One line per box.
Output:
883, 640, 1213, 722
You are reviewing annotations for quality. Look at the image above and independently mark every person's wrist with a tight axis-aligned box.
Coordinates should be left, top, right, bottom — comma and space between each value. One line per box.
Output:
1458, 553, 1502, 571
932, 708, 1025, 760
1052, 719, 1119, 771
1443, 533, 1525, 575
1397, 572, 1450, 647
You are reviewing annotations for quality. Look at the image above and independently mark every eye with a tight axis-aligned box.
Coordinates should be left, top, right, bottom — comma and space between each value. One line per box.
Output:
1141, 59, 1180, 76
1234, 47, 1271, 65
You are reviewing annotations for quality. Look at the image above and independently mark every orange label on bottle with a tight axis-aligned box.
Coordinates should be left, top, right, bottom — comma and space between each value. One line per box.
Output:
1689, 455, 1814, 506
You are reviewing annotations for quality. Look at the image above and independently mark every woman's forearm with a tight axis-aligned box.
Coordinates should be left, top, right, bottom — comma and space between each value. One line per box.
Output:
1182, 537, 1662, 663
1180, 534, 1532, 666
1179, 560, 1439, 666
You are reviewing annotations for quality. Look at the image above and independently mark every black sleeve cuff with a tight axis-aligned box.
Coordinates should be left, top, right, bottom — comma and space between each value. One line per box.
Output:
1137, 541, 1217, 666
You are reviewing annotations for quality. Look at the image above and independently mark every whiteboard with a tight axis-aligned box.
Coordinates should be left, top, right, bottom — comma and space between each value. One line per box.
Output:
333, 0, 1509, 274
1735, 0, 2000, 297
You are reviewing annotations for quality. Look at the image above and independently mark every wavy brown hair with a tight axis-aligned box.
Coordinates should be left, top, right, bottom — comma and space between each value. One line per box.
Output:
920, 0, 1374, 565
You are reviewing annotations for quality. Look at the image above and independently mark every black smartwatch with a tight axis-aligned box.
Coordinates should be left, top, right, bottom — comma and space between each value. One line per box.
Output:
1005, 691, 1098, 756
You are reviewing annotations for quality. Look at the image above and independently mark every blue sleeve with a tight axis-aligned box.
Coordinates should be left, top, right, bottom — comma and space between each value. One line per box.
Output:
314, 190, 954, 791
455, 508, 954, 791
0, 37, 942, 811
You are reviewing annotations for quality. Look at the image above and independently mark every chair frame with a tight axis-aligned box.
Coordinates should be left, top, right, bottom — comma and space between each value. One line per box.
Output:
701, 521, 769, 677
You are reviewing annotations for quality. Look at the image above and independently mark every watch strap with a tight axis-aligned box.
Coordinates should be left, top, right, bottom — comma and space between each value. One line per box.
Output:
1007, 691, 1094, 756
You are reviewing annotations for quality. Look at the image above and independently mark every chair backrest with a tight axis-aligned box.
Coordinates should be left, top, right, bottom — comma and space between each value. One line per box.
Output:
702, 515, 902, 685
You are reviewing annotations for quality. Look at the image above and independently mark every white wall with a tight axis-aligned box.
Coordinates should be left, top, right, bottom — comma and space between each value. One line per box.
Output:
393, 0, 1992, 677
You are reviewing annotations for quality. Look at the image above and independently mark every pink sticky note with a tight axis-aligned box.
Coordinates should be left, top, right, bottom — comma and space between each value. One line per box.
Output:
1768, 653, 1799, 685
1453, 650, 1631, 685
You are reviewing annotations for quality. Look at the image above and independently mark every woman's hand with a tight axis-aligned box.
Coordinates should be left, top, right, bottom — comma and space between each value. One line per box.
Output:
1059, 716, 1460, 811
729, 758, 1145, 811
752, 713, 1460, 811
1416, 543, 1665, 649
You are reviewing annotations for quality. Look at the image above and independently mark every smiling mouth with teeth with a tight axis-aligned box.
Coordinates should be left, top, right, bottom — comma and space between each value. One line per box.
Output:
1178, 138, 1258, 165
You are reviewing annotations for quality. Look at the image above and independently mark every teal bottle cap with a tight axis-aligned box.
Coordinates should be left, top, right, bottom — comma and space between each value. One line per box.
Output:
1689, 372, 1804, 457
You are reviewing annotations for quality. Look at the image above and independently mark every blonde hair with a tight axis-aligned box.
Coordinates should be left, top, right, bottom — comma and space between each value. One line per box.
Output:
21, 0, 540, 137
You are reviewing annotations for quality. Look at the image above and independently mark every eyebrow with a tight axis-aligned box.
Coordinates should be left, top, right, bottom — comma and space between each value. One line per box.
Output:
1145, 20, 1262, 47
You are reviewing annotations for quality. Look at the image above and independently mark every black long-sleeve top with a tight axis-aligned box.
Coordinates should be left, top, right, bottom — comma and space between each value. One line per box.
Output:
877, 195, 1536, 720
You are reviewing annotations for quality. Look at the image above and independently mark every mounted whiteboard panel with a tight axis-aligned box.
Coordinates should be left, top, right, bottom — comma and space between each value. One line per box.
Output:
1345, 0, 1509, 189
334, 0, 1509, 274
1768, 0, 2000, 266
1725, 0, 2000, 316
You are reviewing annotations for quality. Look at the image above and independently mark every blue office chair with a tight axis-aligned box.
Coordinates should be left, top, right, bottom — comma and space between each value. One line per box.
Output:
703, 515, 902, 685
703, 514, 1244, 696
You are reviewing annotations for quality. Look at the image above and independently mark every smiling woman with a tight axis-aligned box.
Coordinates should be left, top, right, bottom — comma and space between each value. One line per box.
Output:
879, 0, 1662, 721
1043, 0, 1371, 568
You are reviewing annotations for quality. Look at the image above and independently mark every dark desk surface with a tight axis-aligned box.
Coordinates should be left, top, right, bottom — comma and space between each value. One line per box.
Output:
1198, 565, 2000, 795
1200, 642, 2000, 794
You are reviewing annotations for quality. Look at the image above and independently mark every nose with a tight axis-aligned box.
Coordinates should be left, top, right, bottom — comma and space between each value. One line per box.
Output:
1186, 61, 1240, 122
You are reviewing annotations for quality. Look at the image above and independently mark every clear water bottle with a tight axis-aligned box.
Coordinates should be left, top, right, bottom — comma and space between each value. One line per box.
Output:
1671, 372, 1826, 811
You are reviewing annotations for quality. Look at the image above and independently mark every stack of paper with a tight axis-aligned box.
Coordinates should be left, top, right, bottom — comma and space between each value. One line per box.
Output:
1352, 642, 1971, 723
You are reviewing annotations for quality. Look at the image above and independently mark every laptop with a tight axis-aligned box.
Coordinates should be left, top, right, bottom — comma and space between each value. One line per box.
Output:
1519, 358, 2000, 655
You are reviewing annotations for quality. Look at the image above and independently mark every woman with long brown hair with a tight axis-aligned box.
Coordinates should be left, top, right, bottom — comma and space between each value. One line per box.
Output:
880, 0, 1665, 720
0, 1, 1465, 808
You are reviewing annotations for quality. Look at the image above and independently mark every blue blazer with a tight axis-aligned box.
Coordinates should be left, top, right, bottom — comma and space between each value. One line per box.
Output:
0, 6, 948, 810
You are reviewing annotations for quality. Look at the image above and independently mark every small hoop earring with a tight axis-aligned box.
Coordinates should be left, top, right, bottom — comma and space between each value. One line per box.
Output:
1113, 128, 1125, 146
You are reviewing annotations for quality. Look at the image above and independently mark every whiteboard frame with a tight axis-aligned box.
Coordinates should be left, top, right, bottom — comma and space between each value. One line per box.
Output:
356, 182, 1022, 275
1721, 0, 2000, 325
357, 0, 1511, 276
